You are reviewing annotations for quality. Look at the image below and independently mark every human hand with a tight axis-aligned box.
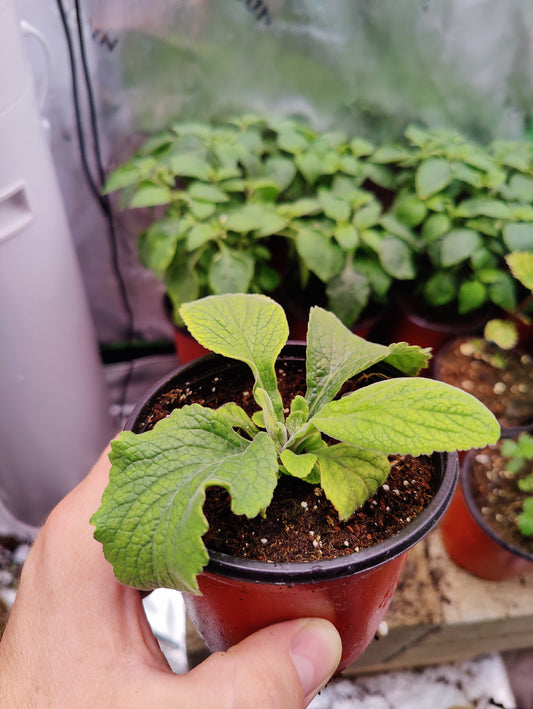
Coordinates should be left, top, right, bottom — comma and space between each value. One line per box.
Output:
0, 446, 341, 708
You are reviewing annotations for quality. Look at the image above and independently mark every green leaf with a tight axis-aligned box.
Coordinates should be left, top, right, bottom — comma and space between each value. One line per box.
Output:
277, 127, 309, 154
353, 203, 382, 230
188, 182, 229, 203
263, 156, 297, 192
423, 272, 456, 307
208, 250, 254, 294
305, 307, 429, 416
168, 154, 212, 181
454, 199, 511, 220
91, 407, 279, 593
334, 223, 359, 250
315, 445, 390, 520
326, 265, 370, 328
350, 137, 375, 157
518, 498, 533, 537
484, 319, 519, 349
165, 256, 200, 321
487, 272, 517, 311
129, 183, 173, 208
507, 252, 533, 291
278, 198, 321, 218
216, 403, 259, 438
190, 200, 216, 220
503, 174, 533, 203
180, 294, 288, 419
296, 151, 324, 184
458, 280, 488, 314
186, 222, 218, 251
138, 222, 182, 278
503, 223, 533, 252
286, 395, 309, 437
393, 194, 428, 227
415, 158, 453, 200
440, 229, 481, 267
318, 190, 352, 222
280, 449, 317, 479
224, 204, 286, 235
379, 236, 416, 279
103, 163, 147, 193
295, 228, 344, 283
421, 213, 451, 243
312, 378, 500, 455
372, 145, 411, 164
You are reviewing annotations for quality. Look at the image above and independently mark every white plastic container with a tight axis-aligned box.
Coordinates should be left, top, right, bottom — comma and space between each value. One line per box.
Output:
0, 0, 114, 526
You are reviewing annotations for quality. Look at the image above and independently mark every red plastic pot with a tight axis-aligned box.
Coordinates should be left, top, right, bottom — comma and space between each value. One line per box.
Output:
127, 345, 458, 673
173, 326, 211, 364
387, 290, 491, 353
440, 448, 533, 581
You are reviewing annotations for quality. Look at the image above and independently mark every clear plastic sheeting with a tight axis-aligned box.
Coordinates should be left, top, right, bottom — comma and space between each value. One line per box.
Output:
90, 0, 533, 147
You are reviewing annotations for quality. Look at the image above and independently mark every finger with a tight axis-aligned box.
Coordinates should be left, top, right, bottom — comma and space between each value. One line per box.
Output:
153, 617, 342, 708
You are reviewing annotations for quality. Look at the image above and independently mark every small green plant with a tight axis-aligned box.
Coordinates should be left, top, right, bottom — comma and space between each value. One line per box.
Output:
91, 294, 499, 593
371, 126, 533, 316
501, 432, 533, 536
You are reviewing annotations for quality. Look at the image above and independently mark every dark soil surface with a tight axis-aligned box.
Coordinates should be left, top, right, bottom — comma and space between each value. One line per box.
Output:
434, 337, 533, 429
203, 455, 437, 562
470, 445, 533, 556
136, 356, 440, 564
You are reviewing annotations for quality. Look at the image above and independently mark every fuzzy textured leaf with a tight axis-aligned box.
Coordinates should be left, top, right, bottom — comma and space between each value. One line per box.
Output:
180, 294, 288, 419
415, 158, 453, 199
312, 378, 500, 454
305, 308, 430, 417
91, 406, 279, 593
316, 445, 390, 520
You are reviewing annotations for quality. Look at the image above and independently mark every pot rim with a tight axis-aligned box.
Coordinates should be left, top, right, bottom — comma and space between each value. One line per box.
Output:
126, 343, 459, 585
461, 444, 533, 563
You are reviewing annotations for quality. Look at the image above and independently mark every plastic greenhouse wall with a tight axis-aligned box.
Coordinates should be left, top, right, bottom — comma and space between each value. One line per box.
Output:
15, 0, 533, 344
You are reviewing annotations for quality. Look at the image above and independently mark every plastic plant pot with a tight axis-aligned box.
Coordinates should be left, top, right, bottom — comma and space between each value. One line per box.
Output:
173, 326, 211, 364
126, 344, 459, 673
440, 449, 533, 581
387, 290, 491, 354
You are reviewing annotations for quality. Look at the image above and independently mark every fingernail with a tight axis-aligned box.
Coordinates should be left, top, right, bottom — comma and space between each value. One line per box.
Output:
290, 619, 342, 702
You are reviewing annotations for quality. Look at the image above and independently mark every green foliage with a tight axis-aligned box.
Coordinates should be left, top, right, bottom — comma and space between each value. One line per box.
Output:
368, 126, 533, 317
483, 251, 533, 349
501, 433, 533, 537
105, 117, 533, 328
104, 116, 399, 328
91, 294, 500, 593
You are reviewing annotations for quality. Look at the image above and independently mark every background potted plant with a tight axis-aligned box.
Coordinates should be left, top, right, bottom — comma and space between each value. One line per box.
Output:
441, 431, 533, 581
103, 115, 418, 359
433, 251, 533, 434
91, 293, 498, 672
369, 125, 533, 350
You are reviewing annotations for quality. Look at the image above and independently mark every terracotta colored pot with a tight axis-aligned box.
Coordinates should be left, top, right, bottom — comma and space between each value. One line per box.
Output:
173, 326, 211, 364
440, 449, 533, 581
387, 291, 491, 353
126, 345, 458, 673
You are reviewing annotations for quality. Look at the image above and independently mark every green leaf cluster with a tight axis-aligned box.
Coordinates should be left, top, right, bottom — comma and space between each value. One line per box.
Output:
91, 294, 500, 593
501, 433, 533, 537
104, 116, 533, 330
370, 126, 533, 317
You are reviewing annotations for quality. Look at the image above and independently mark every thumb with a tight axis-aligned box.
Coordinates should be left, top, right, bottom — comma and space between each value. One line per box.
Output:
178, 618, 342, 708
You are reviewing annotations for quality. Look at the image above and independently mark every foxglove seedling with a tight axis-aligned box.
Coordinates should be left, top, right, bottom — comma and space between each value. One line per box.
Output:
91, 294, 500, 593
